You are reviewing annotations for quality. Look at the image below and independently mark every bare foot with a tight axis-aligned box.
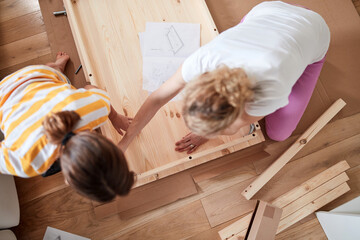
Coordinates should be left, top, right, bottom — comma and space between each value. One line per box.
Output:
54, 52, 70, 73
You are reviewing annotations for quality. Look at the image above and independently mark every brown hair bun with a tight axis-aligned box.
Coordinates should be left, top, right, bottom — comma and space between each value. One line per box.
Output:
42, 111, 134, 202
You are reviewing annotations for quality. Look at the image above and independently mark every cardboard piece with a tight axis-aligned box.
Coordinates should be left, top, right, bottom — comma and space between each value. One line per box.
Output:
43, 227, 90, 240
245, 201, 282, 240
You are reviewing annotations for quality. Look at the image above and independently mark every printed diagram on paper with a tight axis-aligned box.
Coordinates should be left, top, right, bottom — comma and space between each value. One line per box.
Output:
140, 22, 200, 98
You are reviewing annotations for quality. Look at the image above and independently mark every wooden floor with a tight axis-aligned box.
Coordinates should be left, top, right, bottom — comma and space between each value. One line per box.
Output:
1, 0, 360, 239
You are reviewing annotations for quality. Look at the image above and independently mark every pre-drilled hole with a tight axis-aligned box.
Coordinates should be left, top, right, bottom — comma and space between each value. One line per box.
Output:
252, 133, 255, 136
189, 156, 192, 160
89, 73, 92, 77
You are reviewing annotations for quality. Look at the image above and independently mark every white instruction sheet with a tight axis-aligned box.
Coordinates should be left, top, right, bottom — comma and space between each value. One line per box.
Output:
140, 22, 200, 96
43, 226, 90, 240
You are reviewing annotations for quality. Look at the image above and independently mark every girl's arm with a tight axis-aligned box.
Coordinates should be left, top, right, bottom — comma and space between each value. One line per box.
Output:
118, 66, 186, 151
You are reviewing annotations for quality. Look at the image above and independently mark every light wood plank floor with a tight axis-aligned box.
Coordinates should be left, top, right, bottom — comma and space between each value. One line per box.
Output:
1, 0, 359, 239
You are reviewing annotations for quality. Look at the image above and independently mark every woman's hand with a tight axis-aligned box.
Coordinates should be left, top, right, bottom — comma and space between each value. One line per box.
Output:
175, 133, 208, 154
109, 106, 133, 136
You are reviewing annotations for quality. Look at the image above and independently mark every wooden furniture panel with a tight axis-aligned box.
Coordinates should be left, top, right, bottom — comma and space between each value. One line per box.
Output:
63, 0, 265, 188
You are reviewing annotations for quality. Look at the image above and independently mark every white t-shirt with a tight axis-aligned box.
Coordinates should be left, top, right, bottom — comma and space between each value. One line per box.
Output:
182, 1, 330, 116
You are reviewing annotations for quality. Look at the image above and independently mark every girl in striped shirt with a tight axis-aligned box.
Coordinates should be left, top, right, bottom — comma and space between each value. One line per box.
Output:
0, 52, 134, 202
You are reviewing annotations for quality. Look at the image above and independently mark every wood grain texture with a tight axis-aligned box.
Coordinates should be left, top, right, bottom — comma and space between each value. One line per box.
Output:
0, 53, 53, 79
0, 11, 45, 46
201, 178, 258, 227
63, 0, 265, 188
277, 182, 350, 233
0, 0, 40, 23
104, 201, 210, 240
93, 172, 198, 220
242, 99, 346, 200
0, 32, 51, 69
275, 218, 327, 240
14, 172, 67, 205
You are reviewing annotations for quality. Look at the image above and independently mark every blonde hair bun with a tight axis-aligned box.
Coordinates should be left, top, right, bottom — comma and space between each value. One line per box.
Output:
183, 65, 254, 136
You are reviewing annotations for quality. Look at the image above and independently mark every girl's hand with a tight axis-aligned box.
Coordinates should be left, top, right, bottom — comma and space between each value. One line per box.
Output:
175, 133, 208, 154
110, 113, 133, 136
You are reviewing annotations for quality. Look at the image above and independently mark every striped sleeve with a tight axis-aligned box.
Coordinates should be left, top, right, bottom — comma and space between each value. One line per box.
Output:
72, 89, 111, 132
0, 142, 28, 177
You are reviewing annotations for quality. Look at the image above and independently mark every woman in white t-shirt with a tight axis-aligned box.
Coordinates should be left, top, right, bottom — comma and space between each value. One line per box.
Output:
119, 1, 330, 153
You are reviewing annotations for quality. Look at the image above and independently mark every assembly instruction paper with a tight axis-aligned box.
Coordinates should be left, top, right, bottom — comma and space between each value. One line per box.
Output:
140, 22, 200, 95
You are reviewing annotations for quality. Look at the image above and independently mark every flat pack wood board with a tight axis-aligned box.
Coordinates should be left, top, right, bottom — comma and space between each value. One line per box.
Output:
63, 0, 265, 188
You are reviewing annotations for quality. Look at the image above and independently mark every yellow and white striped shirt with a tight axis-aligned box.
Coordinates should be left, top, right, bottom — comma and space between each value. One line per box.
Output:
0, 65, 111, 177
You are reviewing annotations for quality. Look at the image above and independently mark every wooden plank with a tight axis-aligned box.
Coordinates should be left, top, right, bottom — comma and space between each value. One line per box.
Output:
277, 182, 350, 233
279, 172, 349, 219
271, 161, 350, 208
0, 32, 51, 70
38, 0, 87, 88
219, 161, 350, 240
0, 11, 46, 46
241, 99, 346, 200
0, 0, 40, 23
63, 0, 265, 188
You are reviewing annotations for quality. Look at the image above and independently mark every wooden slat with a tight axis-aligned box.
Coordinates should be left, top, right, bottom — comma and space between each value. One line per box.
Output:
279, 172, 349, 219
277, 182, 350, 233
271, 161, 350, 208
0, 32, 51, 70
219, 160, 350, 240
241, 99, 346, 200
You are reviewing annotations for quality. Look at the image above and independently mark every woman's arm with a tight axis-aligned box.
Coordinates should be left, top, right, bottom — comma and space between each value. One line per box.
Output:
118, 66, 186, 151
